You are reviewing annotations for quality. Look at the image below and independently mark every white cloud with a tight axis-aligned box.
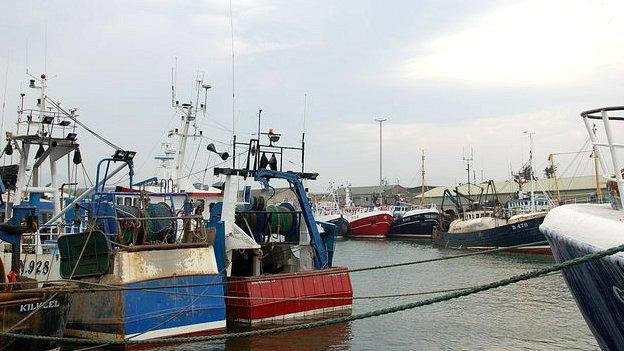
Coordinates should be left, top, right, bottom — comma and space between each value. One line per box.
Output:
404, 0, 624, 85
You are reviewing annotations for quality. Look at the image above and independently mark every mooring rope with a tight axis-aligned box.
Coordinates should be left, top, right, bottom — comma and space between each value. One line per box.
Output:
1, 241, 621, 346
0, 240, 550, 293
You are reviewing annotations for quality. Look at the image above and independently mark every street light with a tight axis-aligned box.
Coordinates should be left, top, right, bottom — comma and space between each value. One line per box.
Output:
374, 118, 387, 187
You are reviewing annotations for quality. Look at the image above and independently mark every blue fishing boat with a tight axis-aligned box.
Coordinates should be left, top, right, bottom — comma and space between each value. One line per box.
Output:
434, 213, 547, 252
0, 73, 227, 344
53, 81, 231, 342
58, 156, 226, 342
433, 180, 550, 254
541, 106, 624, 349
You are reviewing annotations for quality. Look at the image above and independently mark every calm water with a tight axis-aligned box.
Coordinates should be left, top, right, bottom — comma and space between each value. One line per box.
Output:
114, 240, 599, 350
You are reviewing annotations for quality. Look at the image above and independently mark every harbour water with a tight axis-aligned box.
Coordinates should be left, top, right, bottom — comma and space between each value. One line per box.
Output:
148, 239, 598, 351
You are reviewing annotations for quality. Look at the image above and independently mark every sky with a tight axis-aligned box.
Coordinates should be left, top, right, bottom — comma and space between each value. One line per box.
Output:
1, 0, 623, 192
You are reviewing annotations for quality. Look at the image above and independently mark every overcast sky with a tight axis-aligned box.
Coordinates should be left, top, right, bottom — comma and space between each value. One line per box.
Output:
1, 0, 623, 192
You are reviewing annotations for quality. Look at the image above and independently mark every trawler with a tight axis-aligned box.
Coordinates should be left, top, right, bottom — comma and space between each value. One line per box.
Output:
540, 106, 624, 349
0, 216, 72, 351
388, 206, 441, 240
206, 128, 353, 323
433, 180, 550, 254
0, 73, 227, 345
0, 73, 77, 350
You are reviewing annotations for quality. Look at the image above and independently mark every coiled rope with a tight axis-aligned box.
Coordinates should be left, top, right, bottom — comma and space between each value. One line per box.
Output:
1, 241, 622, 346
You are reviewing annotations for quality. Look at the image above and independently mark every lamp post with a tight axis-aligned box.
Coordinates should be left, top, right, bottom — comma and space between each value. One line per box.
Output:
374, 118, 387, 188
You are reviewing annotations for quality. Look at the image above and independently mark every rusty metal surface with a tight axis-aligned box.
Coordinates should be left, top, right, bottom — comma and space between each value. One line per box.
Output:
106, 247, 218, 285
123, 242, 209, 252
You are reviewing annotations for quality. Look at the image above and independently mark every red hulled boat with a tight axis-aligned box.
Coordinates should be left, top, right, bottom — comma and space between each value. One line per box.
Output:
226, 267, 352, 323
347, 210, 394, 238
206, 130, 354, 324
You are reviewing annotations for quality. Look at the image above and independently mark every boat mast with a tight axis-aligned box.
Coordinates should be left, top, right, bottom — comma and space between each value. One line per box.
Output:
463, 147, 473, 196
548, 153, 561, 204
420, 149, 425, 206
345, 183, 353, 207
525, 131, 536, 212
171, 80, 210, 191
374, 118, 387, 206
13, 73, 48, 209
174, 105, 193, 190
33, 73, 47, 188
10, 73, 81, 224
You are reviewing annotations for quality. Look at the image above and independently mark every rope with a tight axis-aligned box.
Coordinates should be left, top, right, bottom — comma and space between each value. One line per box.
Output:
0, 240, 551, 293
188, 137, 203, 178
175, 150, 246, 181
45, 97, 122, 150
3, 228, 96, 335
0, 281, 472, 300
1, 241, 622, 346
75, 259, 234, 351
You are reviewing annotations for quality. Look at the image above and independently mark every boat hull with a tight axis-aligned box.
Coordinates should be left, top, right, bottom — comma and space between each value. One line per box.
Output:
66, 274, 226, 343
540, 204, 624, 349
0, 290, 72, 351
64, 246, 227, 348
433, 215, 548, 252
327, 217, 349, 238
388, 213, 438, 240
546, 235, 624, 350
226, 267, 353, 323
347, 212, 393, 239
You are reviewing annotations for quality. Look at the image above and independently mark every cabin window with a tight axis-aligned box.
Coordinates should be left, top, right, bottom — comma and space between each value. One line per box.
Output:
133, 198, 138, 206
124, 197, 132, 206
116, 197, 123, 205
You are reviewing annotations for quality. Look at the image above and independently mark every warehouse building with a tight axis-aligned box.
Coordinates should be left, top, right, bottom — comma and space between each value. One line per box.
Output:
419, 175, 606, 211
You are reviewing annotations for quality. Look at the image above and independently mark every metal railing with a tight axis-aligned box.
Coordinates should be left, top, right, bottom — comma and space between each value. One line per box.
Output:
581, 106, 624, 210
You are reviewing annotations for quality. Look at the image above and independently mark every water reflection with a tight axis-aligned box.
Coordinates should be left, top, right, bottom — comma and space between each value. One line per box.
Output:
225, 317, 352, 351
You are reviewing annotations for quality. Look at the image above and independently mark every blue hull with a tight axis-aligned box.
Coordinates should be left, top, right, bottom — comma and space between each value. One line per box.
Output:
433, 216, 546, 249
67, 274, 226, 340
545, 234, 624, 350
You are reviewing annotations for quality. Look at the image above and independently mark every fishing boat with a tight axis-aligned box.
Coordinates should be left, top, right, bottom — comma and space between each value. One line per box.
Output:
388, 206, 441, 240
206, 128, 353, 323
433, 179, 550, 254
387, 150, 441, 240
330, 183, 390, 239
0, 73, 83, 283
58, 156, 227, 342
0, 216, 72, 351
346, 209, 394, 239
313, 183, 348, 238
325, 216, 349, 239
0, 74, 227, 344
540, 106, 624, 349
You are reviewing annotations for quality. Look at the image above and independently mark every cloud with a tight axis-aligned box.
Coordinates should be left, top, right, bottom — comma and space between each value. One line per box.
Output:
403, 0, 624, 85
